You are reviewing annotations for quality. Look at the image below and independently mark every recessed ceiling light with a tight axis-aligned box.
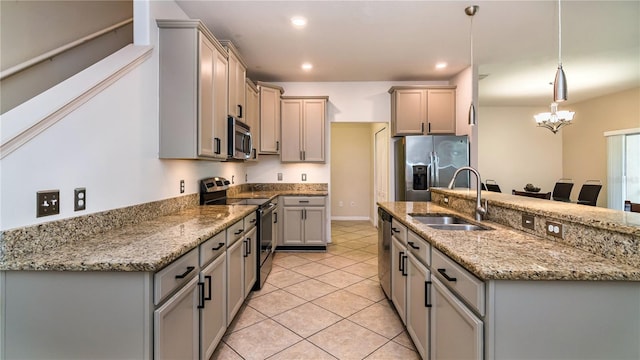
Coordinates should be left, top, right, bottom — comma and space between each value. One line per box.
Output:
291, 16, 307, 28
301, 63, 313, 71
436, 62, 447, 69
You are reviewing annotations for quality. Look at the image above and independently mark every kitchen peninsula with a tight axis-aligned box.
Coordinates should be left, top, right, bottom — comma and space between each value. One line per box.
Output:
378, 188, 640, 360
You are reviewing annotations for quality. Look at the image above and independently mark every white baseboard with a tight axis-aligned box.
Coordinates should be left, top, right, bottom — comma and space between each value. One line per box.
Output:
331, 216, 371, 221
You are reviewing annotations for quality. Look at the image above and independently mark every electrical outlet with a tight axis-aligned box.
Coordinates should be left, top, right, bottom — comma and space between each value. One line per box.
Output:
37, 190, 60, 217
180, 180, 185, 194
301, 173, 307, 181
522, 214, 534, 230
74, 188, 86, 211
546, 220, 564, 239
338, 201, 344, 207
277, 173, 283, 181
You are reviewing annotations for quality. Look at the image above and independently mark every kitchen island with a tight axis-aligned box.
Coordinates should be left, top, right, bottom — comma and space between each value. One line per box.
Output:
378, 189, 640, 360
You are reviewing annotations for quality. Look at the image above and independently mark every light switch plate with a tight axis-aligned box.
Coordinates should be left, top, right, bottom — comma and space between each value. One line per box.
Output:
522, 214, 535, 230
37, 190, 60, 217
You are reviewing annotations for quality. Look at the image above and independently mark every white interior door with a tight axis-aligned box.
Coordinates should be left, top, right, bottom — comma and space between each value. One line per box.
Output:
374, 126, 389, 225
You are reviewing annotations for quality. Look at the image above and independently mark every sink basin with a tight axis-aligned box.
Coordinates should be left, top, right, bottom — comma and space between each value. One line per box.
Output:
427, 223, 490, 231
409, 213, 492, 231
410, 214, 470, 225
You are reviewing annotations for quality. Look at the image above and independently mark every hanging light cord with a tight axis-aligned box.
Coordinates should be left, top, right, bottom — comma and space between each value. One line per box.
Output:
470, 12, 474, 70
558, 0, 562, 66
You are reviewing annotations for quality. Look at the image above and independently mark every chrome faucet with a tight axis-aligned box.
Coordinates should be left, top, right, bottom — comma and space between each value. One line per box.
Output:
448, 166, 487, 221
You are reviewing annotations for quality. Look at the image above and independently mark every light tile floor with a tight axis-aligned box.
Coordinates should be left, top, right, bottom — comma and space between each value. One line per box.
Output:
212, 221, 420, 360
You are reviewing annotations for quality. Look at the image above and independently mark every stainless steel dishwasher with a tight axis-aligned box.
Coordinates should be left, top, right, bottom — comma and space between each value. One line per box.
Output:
378, 207, 392, 299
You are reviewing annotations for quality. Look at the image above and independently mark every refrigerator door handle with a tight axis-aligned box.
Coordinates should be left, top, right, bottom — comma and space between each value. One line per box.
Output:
434, 152, 440, 185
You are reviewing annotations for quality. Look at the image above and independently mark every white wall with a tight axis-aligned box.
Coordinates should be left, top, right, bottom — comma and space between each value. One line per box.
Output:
478, 106, 563, 195
0, 1, 248, 231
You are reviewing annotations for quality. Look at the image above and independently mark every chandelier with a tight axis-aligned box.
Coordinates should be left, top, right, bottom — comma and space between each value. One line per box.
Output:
534, 102, 574, 134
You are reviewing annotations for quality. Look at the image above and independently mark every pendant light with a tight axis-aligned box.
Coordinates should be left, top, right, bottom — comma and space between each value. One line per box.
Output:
465, 5, 479, 126
554, 0, 567, 102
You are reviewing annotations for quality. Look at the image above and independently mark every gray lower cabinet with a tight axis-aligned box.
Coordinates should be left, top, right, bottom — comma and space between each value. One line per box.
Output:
226, 227, 245, 323
154, 276, 200, 360
391, 235, 407, 324
281, 196, 326, 247
199, 250, 226, 360
431, 276, 483, 360
243, 226, 257, 296
406, 252, 431, 360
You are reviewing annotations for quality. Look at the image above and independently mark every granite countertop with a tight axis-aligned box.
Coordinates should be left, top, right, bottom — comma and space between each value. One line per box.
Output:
0, 205, 256, 272
378, 201, 640, 281
431, 188, 640, 236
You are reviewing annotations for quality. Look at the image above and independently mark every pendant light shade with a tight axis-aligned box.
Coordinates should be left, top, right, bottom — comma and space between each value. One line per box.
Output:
466, 5, 479, 126
554, 0, 568, 102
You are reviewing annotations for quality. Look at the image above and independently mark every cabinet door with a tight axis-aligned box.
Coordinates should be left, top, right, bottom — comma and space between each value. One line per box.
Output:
259, 86, 281, 154
302, 99, 326, 162
227, 51, 245, 119
198, 34, 216, 157
246, 82, 259, 160
154, 276, 199, 360
282, 207, 304, 245
427, 89, 456, 134
226, 238, 244, 323
431, 276, 483, 360
407, 253, 430, 360
200, 255, 227, 360
393, 89, 427, 135
281, 99, 303, 162
391, 236, 407, 324
212, 47, 228, 159
303, 207, 325, 244
243, 227, 257, 296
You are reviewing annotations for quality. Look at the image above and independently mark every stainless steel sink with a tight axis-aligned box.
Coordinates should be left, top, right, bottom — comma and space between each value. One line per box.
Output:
409, 213, 491, 231
427, 223, 490, 231
410, 214, 470, 225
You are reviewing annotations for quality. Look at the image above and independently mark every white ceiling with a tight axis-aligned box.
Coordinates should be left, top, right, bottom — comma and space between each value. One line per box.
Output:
175, 0, 640, 107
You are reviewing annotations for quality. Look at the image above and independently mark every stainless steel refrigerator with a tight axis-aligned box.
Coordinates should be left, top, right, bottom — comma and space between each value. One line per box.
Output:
395, 135, 470, 201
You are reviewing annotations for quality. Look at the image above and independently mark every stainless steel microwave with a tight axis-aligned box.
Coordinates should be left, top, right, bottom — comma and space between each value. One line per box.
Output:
228, 116, 252, 160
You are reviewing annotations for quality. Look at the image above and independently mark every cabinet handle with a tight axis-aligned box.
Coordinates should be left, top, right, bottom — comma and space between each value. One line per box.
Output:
212, 242, 225, 251
274, 212, 278, 223
247, 237, 252, 254
214, 138, 221, 155
238, 104, 243, 118
243, 240, 249, 257
401, 254, 408, 276
235, 229, 244, 235
303, 151, 306, 161
205, 275, 212, 301
391, 227, 400, 234
250, 218, 257, 224
252, 148, 257, 159
398, 251, 405, 273
437, 268, 457, 282
175, 266, 195, 279
421, 123, 424, 133
425, 281, 432, 308
197, 282, 205, 309
428, 123, 432, 133
276, 141, 280, 151
300, 151, 304, 160
408, 241, 420, 250
298, 200, 310, 204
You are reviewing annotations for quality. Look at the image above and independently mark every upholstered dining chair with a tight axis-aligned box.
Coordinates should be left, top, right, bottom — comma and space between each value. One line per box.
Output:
577, 180, 602, 206
552, 179, 574, 202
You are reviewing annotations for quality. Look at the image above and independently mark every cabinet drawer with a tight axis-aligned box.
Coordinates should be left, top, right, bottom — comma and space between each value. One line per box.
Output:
407, 230, 430, 266
154, 248, 199, 305
282, 196, 325, 206
432, 248, 485, 316
199, 231, 226, 266
391, 218, 408, 245
244, 211, 258, 230
226, 219, 245, 245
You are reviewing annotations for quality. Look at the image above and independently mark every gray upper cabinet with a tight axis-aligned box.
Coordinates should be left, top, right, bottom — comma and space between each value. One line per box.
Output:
157, 20, 228, 160
220, 41, 247, 120
389, 86, 456, 136
257, 82, 284, 154
281, 96, 328, 163
245, 79, 259, 161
